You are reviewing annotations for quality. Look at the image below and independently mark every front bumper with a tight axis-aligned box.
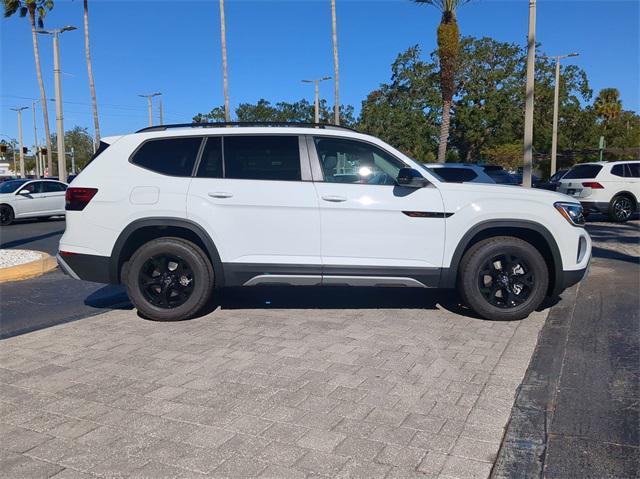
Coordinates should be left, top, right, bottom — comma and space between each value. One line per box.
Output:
57, 251, 112, 284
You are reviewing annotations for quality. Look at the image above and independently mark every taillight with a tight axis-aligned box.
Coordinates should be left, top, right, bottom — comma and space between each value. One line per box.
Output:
582, 182, 604, 189
65, 187, 98, 211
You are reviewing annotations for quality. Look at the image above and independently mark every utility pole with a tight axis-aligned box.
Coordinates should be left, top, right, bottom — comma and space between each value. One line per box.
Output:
139, 93, 161, 127
159, 97, 164, 125
330, 0, 340, 125
545, 53, 579, 176
522, 0, 536, 188
10, 107, 28, 178
219, 0, 231, 122
32, 100, 40, 178
38, 26, 77, 183
302, 77, 331, 124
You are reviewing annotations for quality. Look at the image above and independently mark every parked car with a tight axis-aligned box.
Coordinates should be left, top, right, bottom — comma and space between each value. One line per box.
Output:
512, 172, 542, 187
536, 169, 569, 191
57, 123, 591, 322
423, 163, 496, 184
0, 178, 68, 225
558, 161, 639, 222
478, 165, 519, 185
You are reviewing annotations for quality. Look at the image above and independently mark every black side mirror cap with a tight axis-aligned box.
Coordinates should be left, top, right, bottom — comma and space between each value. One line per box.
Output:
396, 168, 429, 188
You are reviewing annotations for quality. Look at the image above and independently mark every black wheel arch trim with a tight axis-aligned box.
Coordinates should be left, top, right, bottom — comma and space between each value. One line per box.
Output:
439, 219, 564, 296
110, 217, 225, 286
611, 191, 638, 206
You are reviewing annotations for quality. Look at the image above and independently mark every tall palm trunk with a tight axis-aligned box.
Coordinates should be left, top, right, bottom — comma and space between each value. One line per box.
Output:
29, 13, 53, 175
83, 0, 100, 144
219, 0, 230, 122
438, 99, 451, 163
330, 0, 340, 125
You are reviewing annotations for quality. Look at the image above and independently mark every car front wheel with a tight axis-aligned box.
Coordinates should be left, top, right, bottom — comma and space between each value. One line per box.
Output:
124, 237, 214, 321
0, 205, 14, 226
458, 237, 549, 321
608, 195, 634, 223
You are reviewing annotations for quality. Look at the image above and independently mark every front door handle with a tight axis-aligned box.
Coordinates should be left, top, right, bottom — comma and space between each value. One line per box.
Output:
208, 192, 233, 199
321, 195, 347, 203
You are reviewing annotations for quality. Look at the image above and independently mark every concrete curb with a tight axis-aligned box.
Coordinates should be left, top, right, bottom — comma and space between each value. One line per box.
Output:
0, 252, 58, 283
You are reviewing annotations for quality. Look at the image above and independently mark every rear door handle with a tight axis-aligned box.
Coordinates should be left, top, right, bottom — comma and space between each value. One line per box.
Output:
321, 195, 347, 203
208, 192, 233, 199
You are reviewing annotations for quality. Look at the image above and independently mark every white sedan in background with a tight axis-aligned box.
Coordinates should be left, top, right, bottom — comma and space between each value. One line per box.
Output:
0, 179, 68, 226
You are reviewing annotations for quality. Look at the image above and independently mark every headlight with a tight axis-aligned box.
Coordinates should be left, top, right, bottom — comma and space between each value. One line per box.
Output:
554, 201, 585, 226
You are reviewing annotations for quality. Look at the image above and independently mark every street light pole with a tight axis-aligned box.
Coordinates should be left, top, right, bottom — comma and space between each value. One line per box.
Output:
159, 97, 164, 125
302, 77, 331, 124
522, 0, 536, 188
32, 100, 40, 178
546, 53, 579, 176
138, 93, 161, 127
38, 26, 77, 183
10, 107, 28, 178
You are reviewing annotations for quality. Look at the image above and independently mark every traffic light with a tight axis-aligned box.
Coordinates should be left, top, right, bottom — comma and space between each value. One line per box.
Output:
41, 147, 47, 156
22, 147, 28, 154
0, 144, 6, 154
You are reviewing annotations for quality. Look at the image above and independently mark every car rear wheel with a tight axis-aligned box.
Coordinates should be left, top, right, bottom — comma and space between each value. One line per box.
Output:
125, 237, 214, 321
608, 195, 634, 223
458, 237, 549, 321
0, 205, 14, 226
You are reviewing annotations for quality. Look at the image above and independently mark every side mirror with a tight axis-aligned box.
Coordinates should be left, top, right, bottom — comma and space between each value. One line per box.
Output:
396, 168, 428, 188
17, 189, 31, 195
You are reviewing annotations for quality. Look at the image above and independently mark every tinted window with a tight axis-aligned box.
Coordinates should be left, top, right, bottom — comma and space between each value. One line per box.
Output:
0, 179, 29, 193
224, 136, 300, 181
315, 137, 405, 185
429, 167, 477, 183
42, 182, 67, 192
611, 164, 625, 177
131, 137, 202, 176
18, 181, 42, 194
549, 169, 568, 182
196, 137, 223, 178
628, 163, 640, 178
564, 164, 603, 179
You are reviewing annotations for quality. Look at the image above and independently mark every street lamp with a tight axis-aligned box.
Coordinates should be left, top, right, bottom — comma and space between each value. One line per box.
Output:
10, 107, 28, 178
139, 93, 162, 127
543, 52, 579, 176
302, 77, 331, 124
522, 0, 536, 188
37, 25, 77, 183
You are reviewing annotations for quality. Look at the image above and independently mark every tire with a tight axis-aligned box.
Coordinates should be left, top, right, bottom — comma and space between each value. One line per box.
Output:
608, 195, 635, 223
124, 237, 214, 321
0, 205, 14, 226
458, 237, 549, 321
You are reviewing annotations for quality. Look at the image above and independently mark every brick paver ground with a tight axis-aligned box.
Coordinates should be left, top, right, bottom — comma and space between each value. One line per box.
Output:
1, 298, 546, 478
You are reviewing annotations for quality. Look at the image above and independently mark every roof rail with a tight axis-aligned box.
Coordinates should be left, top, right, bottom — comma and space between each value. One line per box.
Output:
136, 121, 359, 134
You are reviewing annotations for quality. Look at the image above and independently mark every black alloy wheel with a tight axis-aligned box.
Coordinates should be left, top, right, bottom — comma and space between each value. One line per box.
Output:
478, 253, 534, 309
0, 205, 14, 226
138, 254, 195, 309
610, 196, 634, 222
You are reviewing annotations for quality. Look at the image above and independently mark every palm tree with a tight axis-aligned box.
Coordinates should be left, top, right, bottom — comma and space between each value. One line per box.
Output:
594, 88, 622, 126
218, 0, 230, 122
83, 0, 100, 144
3, 0, 55, 175
414, 0, 470, 162
330, 0, 340, 125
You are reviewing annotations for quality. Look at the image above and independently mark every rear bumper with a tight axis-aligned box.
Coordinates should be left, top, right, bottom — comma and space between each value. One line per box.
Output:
57, 251, 112, 284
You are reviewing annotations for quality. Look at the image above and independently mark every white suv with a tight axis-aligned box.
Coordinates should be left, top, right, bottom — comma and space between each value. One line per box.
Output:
558, 161, 639, 222
57, 123, 591, 321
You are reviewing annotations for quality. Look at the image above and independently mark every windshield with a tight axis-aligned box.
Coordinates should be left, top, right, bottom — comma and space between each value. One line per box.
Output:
0, 180, 29, 194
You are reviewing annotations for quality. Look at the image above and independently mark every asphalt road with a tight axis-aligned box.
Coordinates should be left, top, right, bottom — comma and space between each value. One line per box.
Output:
0, 216, 65, 256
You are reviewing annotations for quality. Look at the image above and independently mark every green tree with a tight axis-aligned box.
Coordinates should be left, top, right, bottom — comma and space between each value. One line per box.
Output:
3, 0, 55, 175
594, 88, 622, 126
414, 0, 471, 163
50, 127, 95, 171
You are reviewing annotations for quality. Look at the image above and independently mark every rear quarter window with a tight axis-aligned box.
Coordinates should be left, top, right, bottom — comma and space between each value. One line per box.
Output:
131, 137, 203, 176
564, 164, 603, 179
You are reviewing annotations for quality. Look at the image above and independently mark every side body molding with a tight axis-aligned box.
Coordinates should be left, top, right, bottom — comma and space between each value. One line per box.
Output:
439, 219, 564, 293
110, 217, 225, 286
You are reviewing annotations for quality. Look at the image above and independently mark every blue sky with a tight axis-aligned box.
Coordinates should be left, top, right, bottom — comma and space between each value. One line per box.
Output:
1, 0, 639, 143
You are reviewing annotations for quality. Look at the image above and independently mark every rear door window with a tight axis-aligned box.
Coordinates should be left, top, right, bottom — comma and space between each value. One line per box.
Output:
223, 135, 301, 181
131, 137, 203, 176
564, 164, 603, 179
196, 137, 223, 178
627, 163, 640, 178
